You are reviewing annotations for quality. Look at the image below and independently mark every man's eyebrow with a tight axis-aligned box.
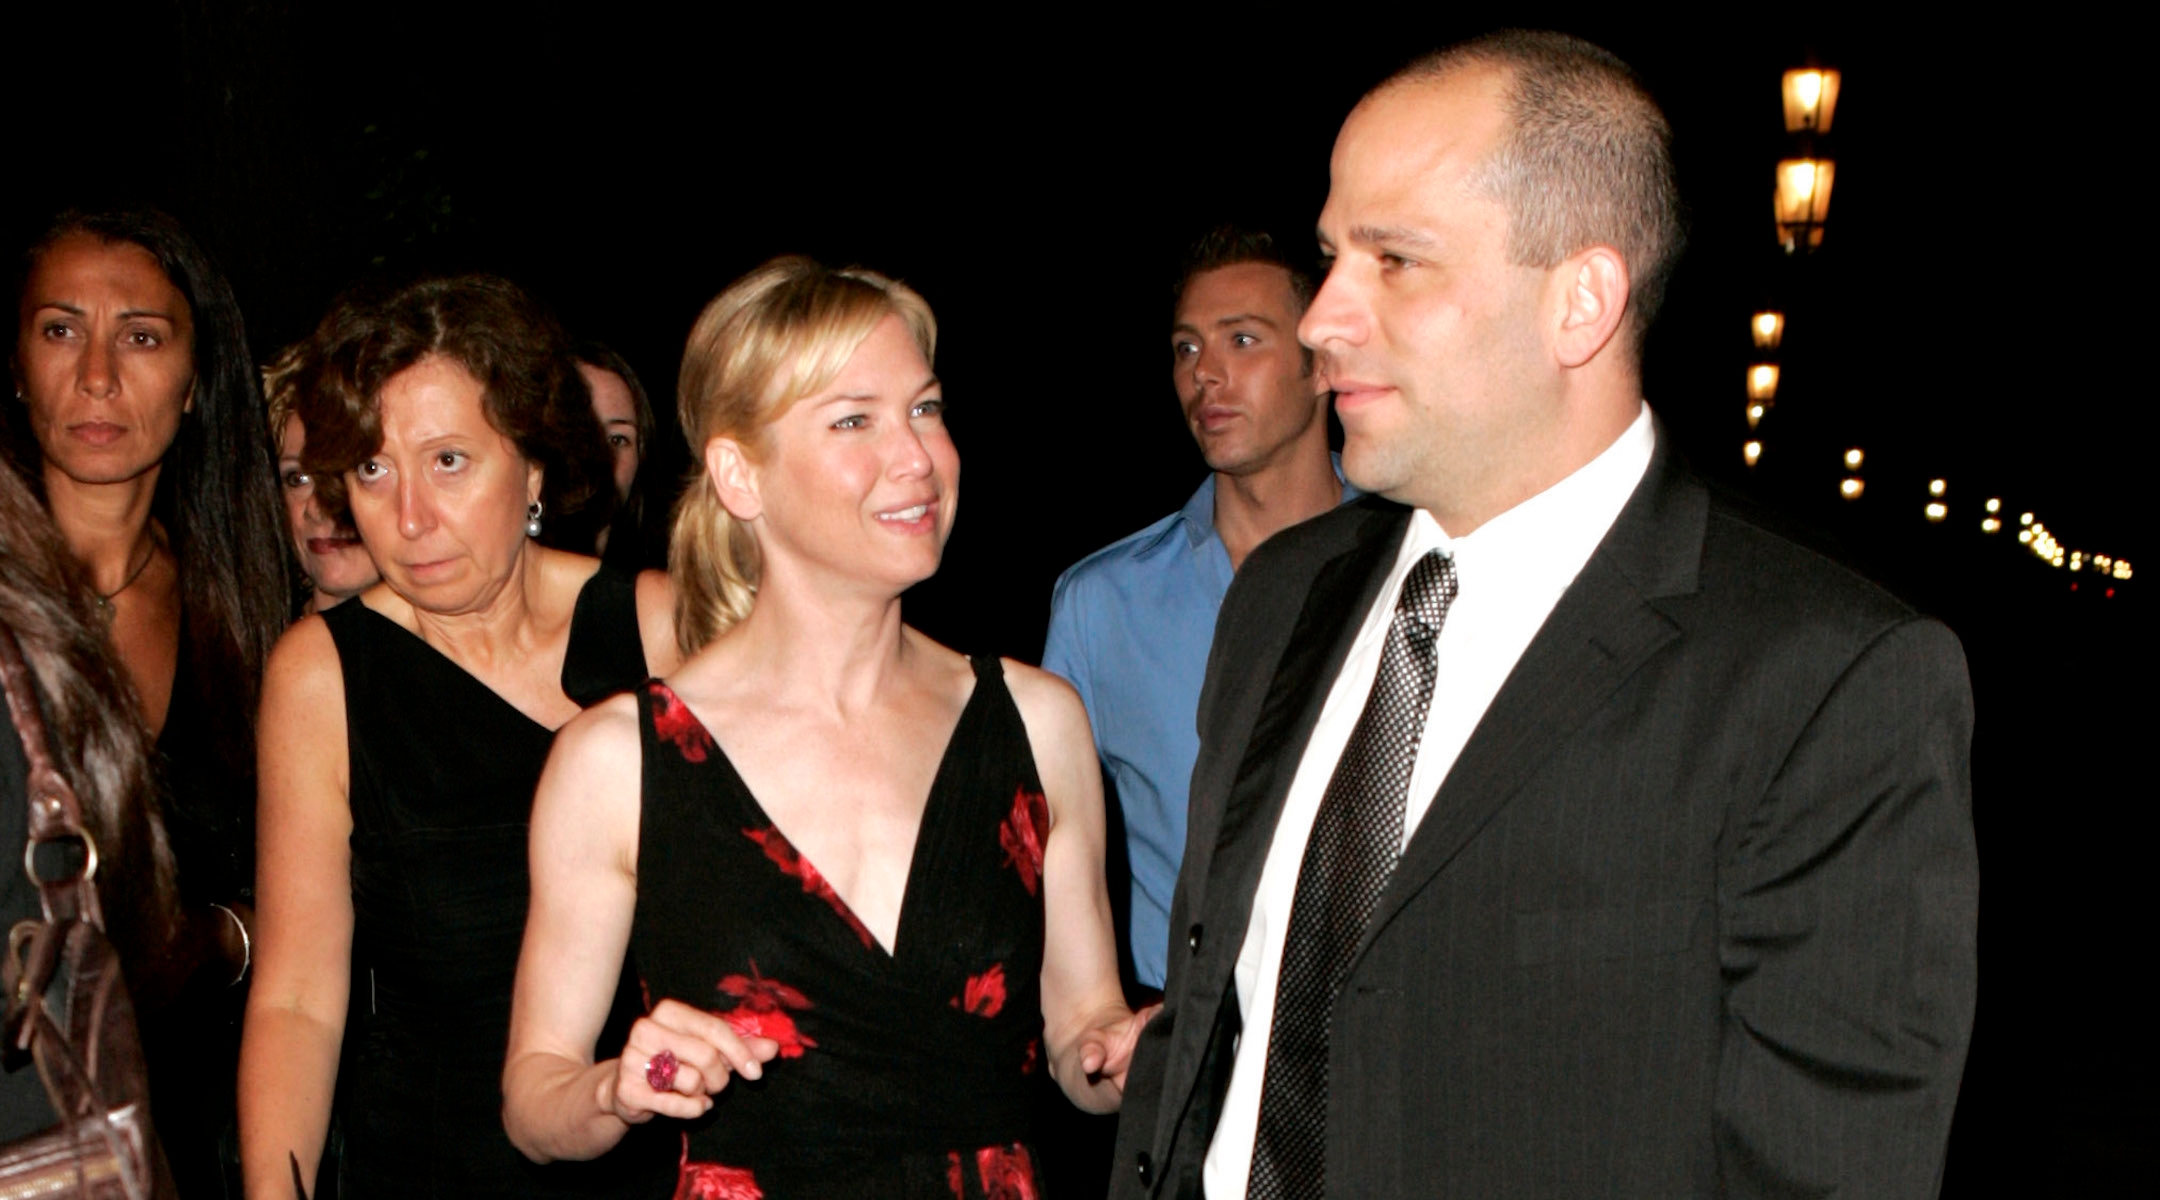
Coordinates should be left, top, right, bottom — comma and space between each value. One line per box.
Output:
1348, 224, 1439, 249
1212, 313, 1281, 330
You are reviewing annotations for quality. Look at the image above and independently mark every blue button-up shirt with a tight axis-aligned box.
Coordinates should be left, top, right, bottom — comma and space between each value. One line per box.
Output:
1043, 465, 1357, 988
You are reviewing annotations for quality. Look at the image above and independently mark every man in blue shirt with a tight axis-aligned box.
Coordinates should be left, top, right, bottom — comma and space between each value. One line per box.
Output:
1043, 227, 1358, 997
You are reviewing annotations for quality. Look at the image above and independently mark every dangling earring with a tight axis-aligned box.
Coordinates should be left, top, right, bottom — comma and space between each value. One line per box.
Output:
525, 500, 544, 539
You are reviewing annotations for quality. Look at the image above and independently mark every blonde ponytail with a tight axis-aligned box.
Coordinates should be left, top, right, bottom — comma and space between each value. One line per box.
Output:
667, 256, 936, 656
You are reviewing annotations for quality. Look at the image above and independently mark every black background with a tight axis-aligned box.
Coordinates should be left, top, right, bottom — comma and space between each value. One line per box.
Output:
7, 5, 2148, 1192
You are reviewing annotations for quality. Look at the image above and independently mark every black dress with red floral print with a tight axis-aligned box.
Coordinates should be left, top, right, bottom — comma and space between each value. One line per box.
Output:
632, 655, 1050, 1200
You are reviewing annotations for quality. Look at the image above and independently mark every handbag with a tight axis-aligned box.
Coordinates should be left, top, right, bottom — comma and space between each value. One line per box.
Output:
0, 623, 169, 1199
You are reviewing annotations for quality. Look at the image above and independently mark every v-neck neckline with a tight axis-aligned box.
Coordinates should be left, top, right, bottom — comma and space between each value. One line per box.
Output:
358, 602, 558, 735
659, 658, 990, 961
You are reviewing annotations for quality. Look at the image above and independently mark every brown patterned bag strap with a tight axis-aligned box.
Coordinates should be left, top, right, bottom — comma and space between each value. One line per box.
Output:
0, 623, 103, 929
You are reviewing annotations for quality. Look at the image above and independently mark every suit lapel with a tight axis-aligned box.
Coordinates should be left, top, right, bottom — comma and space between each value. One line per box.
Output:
1206, 508, 1405, 924
1155, 504, 1406, 1155
1356, 450, 1706, 955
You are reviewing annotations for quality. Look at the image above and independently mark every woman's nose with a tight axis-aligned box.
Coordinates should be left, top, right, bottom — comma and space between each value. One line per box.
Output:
77, 335, 118, 398
396, 476, 434, 539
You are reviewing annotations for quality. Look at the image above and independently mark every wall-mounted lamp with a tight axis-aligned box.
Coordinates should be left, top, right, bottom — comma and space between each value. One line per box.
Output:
1782, 69, 1841, 134
1775, 158, 1836, 252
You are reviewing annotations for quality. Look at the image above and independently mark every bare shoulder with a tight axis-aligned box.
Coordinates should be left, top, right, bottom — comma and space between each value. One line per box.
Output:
634, 569, 679, 676
999, 658, 1088, 734
264, 613, 343, 715
551, 688, 645, 773
997, 658, 1096, 813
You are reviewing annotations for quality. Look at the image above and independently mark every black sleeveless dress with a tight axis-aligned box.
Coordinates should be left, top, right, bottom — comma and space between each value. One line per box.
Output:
631, 655, 1048, 1200
323, 564, 671, 1197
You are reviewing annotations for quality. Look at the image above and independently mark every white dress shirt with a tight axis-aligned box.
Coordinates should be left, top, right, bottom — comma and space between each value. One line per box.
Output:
1203, 405, 1657, 1197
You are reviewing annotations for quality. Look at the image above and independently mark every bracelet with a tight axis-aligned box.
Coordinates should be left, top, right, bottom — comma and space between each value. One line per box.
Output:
211, 902, 250, 986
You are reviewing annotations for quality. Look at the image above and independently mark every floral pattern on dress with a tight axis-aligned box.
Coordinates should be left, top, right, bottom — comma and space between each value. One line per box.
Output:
717, 961, 817, 1059
675, 1159, 762, 1200
997, 788, 1050, 896
650, 682, 714, 763
950, 964, 1007, 1018
743, 825, 877, 948
1020, 1037, 1038, 1076
946, 1152, 966, 1198
974, 1143, 1039, 1200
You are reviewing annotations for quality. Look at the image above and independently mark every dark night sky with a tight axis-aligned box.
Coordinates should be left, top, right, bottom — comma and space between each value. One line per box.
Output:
6, 7, 2149, 1189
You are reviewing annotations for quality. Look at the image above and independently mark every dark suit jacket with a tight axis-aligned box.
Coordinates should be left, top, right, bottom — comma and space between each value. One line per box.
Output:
1110, 444, 1978, 1199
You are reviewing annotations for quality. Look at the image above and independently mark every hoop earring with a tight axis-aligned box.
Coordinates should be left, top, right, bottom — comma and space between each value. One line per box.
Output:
525, 500, 544, 539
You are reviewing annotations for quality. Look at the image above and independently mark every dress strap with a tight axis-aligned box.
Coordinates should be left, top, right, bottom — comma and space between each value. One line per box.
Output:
968, 653, 1004, 682
563, 564, 645, 707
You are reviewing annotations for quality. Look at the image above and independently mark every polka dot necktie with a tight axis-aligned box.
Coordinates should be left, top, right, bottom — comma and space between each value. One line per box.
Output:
1248, 549, 1458, 1199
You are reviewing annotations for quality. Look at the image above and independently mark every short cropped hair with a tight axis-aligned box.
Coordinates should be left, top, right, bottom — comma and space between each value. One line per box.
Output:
298, 275, 616, 551
1386, 30, 1684, 348
1172, 225, 1319, 374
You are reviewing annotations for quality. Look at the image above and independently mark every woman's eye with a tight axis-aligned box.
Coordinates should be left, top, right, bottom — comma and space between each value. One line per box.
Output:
607, 433, 633, 449
40, 321, 75, 341
435, 451, 465, 470
911, 398, 946, 419
282, 469, 312, 490
1232, 333, 1258, 348
1171, 341, 1197, 359
125, 328, 162, 348
832, 414, 868, 431
357, 460, 387, 481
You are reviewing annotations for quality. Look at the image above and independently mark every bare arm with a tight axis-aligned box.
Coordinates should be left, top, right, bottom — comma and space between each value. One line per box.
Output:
1005, 659, 1152, 1115
237, 618, 353, 1197
503, 693, 776, 1162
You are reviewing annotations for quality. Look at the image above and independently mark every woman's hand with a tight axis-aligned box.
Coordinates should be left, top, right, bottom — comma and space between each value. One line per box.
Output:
1073, 1001, 1160, 1093
606, 1001, 782, 1123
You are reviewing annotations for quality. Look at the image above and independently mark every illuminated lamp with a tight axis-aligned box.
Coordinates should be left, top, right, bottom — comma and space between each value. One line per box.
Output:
1748, 364, 1780, 400
1751, 311, 1786, 348
1775, 158, 1836, 252
1782, 68, 1842, 133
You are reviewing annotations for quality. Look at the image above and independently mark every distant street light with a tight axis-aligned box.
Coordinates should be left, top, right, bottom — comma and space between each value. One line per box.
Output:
1748, 364, 1780, 400
1775, 158, 1836, 252
1844, 447, 1864, 470
1752, 311, 1786, 348
1747, 403, 1765, 428
1982, 517, 2003, 533
1929, 478, 1947, 497
1926, 502, 1948, 522
1840, 477, 1865, 499
1744, 440, 1763, 466
1986, 498, 2002, 513
1782, 69, 1841, 133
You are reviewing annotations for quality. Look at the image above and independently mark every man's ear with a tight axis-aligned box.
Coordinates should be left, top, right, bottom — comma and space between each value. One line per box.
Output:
1553, 245, 1631, 370
704, 436, 762, 522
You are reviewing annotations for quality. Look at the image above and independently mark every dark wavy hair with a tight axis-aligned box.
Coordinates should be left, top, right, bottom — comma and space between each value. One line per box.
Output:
7, 207, 291, 782
0, 455, 184, 1001
573, 339, 660, 566
300, 275, 616, 553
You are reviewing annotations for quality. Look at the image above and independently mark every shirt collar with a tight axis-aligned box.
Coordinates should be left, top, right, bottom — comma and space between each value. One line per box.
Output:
1409, 402, 1656, 590
1180, 453, 1362, 550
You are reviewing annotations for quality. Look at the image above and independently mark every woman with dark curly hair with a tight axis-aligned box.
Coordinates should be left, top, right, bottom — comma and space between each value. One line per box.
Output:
8, 205, 290, 1193
238, 275, 678, 1197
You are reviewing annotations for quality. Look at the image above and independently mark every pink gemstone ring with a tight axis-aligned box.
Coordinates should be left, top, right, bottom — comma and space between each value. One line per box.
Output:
645, 1049, 679, 1092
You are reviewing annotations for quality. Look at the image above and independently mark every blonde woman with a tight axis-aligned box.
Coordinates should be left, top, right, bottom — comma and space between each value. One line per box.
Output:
504, 258, 1149, 1198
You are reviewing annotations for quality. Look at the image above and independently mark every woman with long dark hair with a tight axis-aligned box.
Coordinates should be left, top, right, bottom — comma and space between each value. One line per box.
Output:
8, 205, 290, 1193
